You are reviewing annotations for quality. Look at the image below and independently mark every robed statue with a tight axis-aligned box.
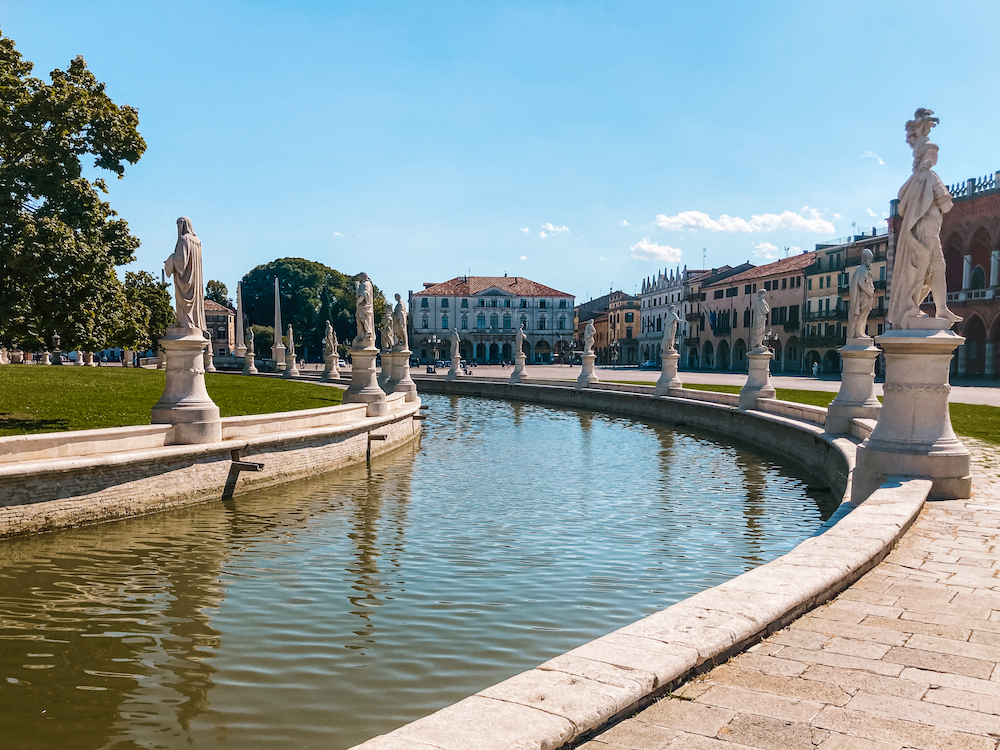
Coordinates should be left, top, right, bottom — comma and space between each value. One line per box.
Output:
380, 302, 396, 350
515, 325, 526, 357
583, 320, 595, 355
661, 305, 680, 353
246, 327, 255, 354
164, 217, 206, 334
354, 272, 375, 347
750, 290, 770, 352
391, 293, 408, 351
888, 108, 962, 329
451, 328, 460, 361
848, 249, 876, 340
286, 324, 295, 359
323, 321, 336, 359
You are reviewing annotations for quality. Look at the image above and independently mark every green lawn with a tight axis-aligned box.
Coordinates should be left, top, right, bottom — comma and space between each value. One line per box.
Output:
611, 380, 1000, 445
0, 366, 343, 436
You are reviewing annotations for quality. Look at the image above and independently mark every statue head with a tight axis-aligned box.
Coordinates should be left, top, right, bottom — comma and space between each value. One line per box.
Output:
862, 248, 874, 267
394, 293, 401, 303
176, 217, 195, 237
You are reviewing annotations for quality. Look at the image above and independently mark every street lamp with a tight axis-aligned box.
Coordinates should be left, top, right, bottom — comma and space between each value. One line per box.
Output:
426, 334, 442, 363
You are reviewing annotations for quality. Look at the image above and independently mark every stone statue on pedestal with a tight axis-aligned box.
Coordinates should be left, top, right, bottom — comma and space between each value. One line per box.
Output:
750, 291, 770, 353
848, 248, 876, 340
163, 217, 206, 334
286, 325, 295, 359
888, 108, 962, 329
391, 293, 408, 351
583, 320, 595, 355
324, 321, 336, 359
662, 305, 680, 353
515, 325, 526, 356
380, 303, 395, 351
354, 272, 375, 348
451, 328, 460, 360
246, 327, 255, 354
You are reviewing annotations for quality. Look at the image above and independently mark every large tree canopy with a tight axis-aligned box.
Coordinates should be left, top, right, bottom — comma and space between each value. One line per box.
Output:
0, 29, 146, 351
241, 258, 386, 361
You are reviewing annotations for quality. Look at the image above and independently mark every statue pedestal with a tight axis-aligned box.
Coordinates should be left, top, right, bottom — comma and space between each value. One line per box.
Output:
655, 350, 681, 396
739, 350, 776, 410
510, 353, 527, 384
51, 348, 63, 365
384, 350, 417, 401
853, 329, 971, 501
73, 350, 84, 366
11, 350, 23, 364
204, 348, 216, 372
826, 339, 881, 434
151, 332, 222, 444
242, 352, 258, 375
283, 352, 299, 378
83, 351, 95, 367
40, 351, 51, 365
272, 343, 286, 372
445, 356, 461, 382
378, 353, 392, 389
235, 344, 247, 358
320, 353, 340, 382
344, 347, 388, 416
576, 353, 599, 390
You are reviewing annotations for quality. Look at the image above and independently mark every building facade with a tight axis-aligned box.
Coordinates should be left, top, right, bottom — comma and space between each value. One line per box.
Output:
698, 254, 813, 372
679, 263, 754, 369
606, 295, 641, 365
205, 299, 236, 357
638, 266, 708, 367
409, 276, 574, 364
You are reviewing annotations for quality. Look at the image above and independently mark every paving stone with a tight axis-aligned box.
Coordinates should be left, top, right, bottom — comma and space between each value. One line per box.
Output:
970, 629, 1000, 647
772, 646, 904, 677
905, 633, 1000, 663
696, 683, 825, 723
588, 718, 680, 750
883, 646, 994, 679
901, 609, 1000, 634
891, 596, 994, 620
859, 614, 970, 641
706, 663, 851, 705
767, 628, 830, 650
898, 666, 1000, 697
733, 653, 808, 677
812, 705, 996, 750
821, 637, 892, 660
799, 664, 927, 700
661, 733, 758, 749
714, 712, 828, 750
845, 690, 1000, 737
882, 582, 957, 602
817, 733, 903, 750
922, 684, 1000, 715
639, 697, 735, 736
836, 589, 902, 606
792, 617, 909, 646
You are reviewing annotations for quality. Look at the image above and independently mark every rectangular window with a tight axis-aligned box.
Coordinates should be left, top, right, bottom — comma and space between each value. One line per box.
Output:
625, 312, 634, 322
421, 298, 429, 308
626, 326, 632, 339
559, 299, 567, 308
520, 300, 527, 308
713, 289, 724, 299
743, 309, 751, 327
539, 300, 547, 309
478, 299, 485, 307
782, 278, 787, 290
726, 287, 738, 297
441, 298, 449, 308
442, 315, 449, 329
808, 278, 813, 290
504, 299, 511, 307
744, 284, 752, 295
461, 299, 468, 308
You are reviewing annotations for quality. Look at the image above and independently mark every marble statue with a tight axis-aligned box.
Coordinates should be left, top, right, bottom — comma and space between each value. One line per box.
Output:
391, 293, 408, 351
451, 328, 460, 360
888, 108, 962, 329
354, 272, 375, 347
662, 305, 680, 353
750, 290, 770, 353
324, 321, 336, 358
380, 302, 395, 350
163, 217, 206, 333
246, 327, 255, 353
848, 248, 876, 340
286, 324, 295, 358
515, 325, 526, 357
583, 320, 595, 355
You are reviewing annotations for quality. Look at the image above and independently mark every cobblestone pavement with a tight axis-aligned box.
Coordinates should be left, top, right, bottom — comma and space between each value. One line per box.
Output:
580, 439, 1000, 750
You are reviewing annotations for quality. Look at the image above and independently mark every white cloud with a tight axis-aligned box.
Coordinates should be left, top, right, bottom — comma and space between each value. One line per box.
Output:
832, 213, 843, 220
630, 238, 683, 262
519, 255, 527, 261
333, 232, 345, 237
519, 226, 529, 233
789, 245, 801, 254
754, 241, 781, 260
866, 207, 878, 217
621, 219, 629, 226
598, 256, 607, 261
541, 222, 569, 233
654, 207, 834, 234
862, 151, 885, 166
539, 231, 548, 238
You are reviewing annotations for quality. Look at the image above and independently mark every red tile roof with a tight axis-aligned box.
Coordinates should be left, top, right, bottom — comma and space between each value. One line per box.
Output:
704, 252, 817, 286
418, 276, 572, 297
205, 299, 235, 314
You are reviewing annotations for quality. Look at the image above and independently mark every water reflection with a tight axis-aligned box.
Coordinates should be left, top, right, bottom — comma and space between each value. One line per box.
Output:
0, 395, 836, 750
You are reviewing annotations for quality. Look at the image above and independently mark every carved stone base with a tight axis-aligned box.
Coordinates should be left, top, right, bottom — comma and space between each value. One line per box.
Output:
378, 353, 392, 389
853, 329, 971, 502
235, 344, 247, 358
51, 349, 63, 365
739, 351, 776, 410
283, 352, 299, 378
73, 350, 84, 366
84, 351, 95, 367
510, 353, 527, 384
157, 349, 166, 369
320, 353, 340, 382
242, 352, 258, 375
826, 341, 881, 434
204, 348, 216, 373
272, 343, 286, 371
151, 332, 222, 444
343, 347, 388, 416
384, 350, 417, 400
40, 351, 51, 365
576, 353, 599, 390
655, 350, 681, 396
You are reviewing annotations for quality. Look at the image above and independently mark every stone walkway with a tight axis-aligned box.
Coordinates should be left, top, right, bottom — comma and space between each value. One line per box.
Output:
580, 439, 1000, 750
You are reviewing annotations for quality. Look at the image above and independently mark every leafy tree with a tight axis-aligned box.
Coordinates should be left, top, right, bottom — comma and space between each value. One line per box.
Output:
205, 279, 232, 307
122, 271, 173, 353
250, 325, 273, 357
0, 30, 146, 351
241, 258, 386, 362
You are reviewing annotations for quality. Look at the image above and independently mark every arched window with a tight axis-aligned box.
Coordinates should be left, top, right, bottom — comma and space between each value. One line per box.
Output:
656, 317, 662, 332
503, 314, 512, 329
477, 313, 486, 329
461, 315, 468, 329
520, 315, 528, 329
971, 266, 986, 290
557, 316, 565, 330
490, 313, 499, 329
539, 316, 547, 330
442, 314, 449, 329
421, 314, 429, 328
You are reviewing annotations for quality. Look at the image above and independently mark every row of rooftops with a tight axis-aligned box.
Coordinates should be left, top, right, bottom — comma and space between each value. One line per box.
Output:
418, 275, 571, 298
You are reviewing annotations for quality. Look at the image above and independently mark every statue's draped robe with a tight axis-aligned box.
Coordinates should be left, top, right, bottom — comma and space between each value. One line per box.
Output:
356, 279, 375, 345
888, 168, 948, 327
751, 297, 769, 351
165, 218, 206, 333
392, 302, 408, 349
849, 265, 875, 339
662, 312, 679, 353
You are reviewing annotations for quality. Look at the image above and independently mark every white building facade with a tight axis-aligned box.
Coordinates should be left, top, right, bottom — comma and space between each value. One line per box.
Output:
638, 266, 708, 366
409, 276, 575, 364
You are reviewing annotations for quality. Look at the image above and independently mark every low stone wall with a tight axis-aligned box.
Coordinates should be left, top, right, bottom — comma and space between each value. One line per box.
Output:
352, 378, 929, 750
0, 396, 422, 538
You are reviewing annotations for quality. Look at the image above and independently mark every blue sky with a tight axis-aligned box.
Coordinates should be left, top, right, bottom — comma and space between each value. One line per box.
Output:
5, 1, 999, 304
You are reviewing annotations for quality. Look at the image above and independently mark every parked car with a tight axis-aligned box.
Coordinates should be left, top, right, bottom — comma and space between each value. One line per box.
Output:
338, 359, 347, 368
640, 360, 659, 370
410, 357, 420, 366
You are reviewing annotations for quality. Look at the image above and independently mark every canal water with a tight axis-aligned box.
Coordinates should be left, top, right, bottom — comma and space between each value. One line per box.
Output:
0, 394, 838, 749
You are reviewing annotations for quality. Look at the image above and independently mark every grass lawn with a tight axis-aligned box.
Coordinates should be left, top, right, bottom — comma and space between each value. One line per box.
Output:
611, 380, 1000, 446
0, 366, 343, 437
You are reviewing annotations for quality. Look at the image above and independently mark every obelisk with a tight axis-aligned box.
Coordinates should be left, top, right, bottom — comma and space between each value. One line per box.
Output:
234, 281, 247, 357
271, 276, 286, 370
